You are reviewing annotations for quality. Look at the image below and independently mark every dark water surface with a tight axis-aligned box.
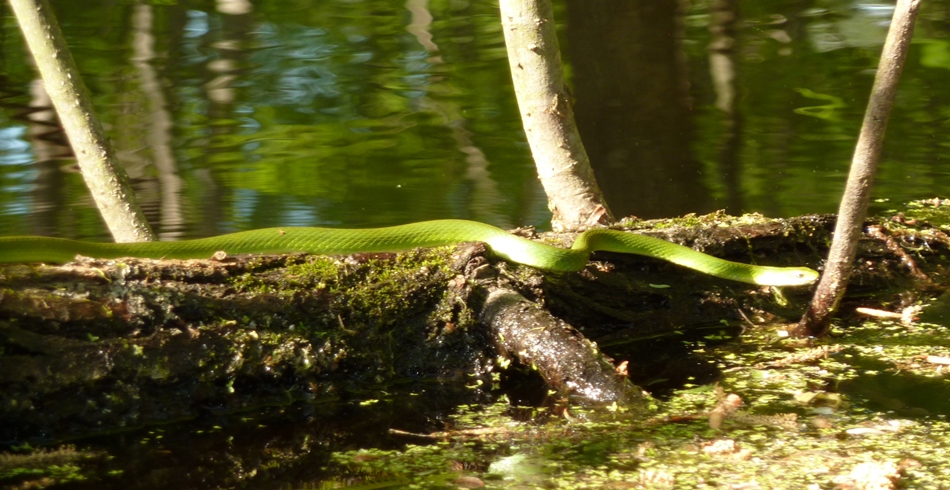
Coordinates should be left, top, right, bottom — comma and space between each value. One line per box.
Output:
1, 1, 950, 239
4, 1, 950, 488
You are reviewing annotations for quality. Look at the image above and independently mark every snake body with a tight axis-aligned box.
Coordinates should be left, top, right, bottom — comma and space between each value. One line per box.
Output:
0, 219, 818, 286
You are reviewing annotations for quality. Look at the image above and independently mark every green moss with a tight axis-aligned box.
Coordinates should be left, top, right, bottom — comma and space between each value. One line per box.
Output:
9, 210, 950, 487
0, 445, 106, 487
226, 248, 458, 329
316, 312, 950, 488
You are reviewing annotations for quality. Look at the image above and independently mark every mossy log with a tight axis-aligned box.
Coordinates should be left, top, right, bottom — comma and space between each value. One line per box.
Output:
1, 212, 946, 442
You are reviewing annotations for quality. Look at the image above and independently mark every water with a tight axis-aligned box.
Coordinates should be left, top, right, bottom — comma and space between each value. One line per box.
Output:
1, 0, 950, 239
5, 2, 950, 486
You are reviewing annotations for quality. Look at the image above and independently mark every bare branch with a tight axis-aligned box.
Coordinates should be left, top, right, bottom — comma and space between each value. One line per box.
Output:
795, 0, 921, 336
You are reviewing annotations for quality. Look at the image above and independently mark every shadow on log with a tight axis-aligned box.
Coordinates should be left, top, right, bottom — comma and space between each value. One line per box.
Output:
1, 211, 947, 443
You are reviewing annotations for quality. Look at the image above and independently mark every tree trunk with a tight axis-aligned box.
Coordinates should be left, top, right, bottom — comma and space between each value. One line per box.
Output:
795, 0, 921, 337
9, 0, 154, 242
499, 0, 612, 231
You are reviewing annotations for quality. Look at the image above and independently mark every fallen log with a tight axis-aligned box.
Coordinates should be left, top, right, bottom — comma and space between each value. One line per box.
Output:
1, 211, 945, 442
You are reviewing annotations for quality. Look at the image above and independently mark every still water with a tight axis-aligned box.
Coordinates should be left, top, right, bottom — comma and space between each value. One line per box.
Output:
4, 2, 950, 488
1, 0, 949, 239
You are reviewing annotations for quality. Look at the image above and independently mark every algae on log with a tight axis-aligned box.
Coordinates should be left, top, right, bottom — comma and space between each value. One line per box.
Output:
1, 212, 946, 442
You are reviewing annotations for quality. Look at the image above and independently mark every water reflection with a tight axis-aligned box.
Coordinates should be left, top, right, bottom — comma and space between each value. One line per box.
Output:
0, 0, 949, 238
131, 4, 185, 240
566, 0, 709, 219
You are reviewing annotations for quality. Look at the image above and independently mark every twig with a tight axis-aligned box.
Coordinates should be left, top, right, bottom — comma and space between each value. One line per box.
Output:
796, 0, 921, 337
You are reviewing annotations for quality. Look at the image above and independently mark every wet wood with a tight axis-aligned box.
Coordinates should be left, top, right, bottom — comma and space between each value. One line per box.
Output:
479, 287, 646, 405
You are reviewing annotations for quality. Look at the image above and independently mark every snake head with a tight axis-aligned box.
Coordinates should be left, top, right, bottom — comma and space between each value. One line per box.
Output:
751, 266, 820, 287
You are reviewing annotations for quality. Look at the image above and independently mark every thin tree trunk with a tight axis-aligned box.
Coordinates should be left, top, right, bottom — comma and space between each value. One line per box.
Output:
499, 0, 612, 231
795, 0, 921, 337
9, 0, 154, 242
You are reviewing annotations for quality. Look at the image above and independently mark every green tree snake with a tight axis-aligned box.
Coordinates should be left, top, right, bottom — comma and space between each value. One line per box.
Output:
0, 219, 818, 286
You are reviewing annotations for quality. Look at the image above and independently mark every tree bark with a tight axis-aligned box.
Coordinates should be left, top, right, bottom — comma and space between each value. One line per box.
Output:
9, 0, 154, 242
499, 0, 612, 231
795, 0, 921, 337
480, 287, 645, 405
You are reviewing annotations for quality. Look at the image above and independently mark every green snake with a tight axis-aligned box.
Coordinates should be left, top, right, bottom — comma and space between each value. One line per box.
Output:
0, 219, 818, 286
